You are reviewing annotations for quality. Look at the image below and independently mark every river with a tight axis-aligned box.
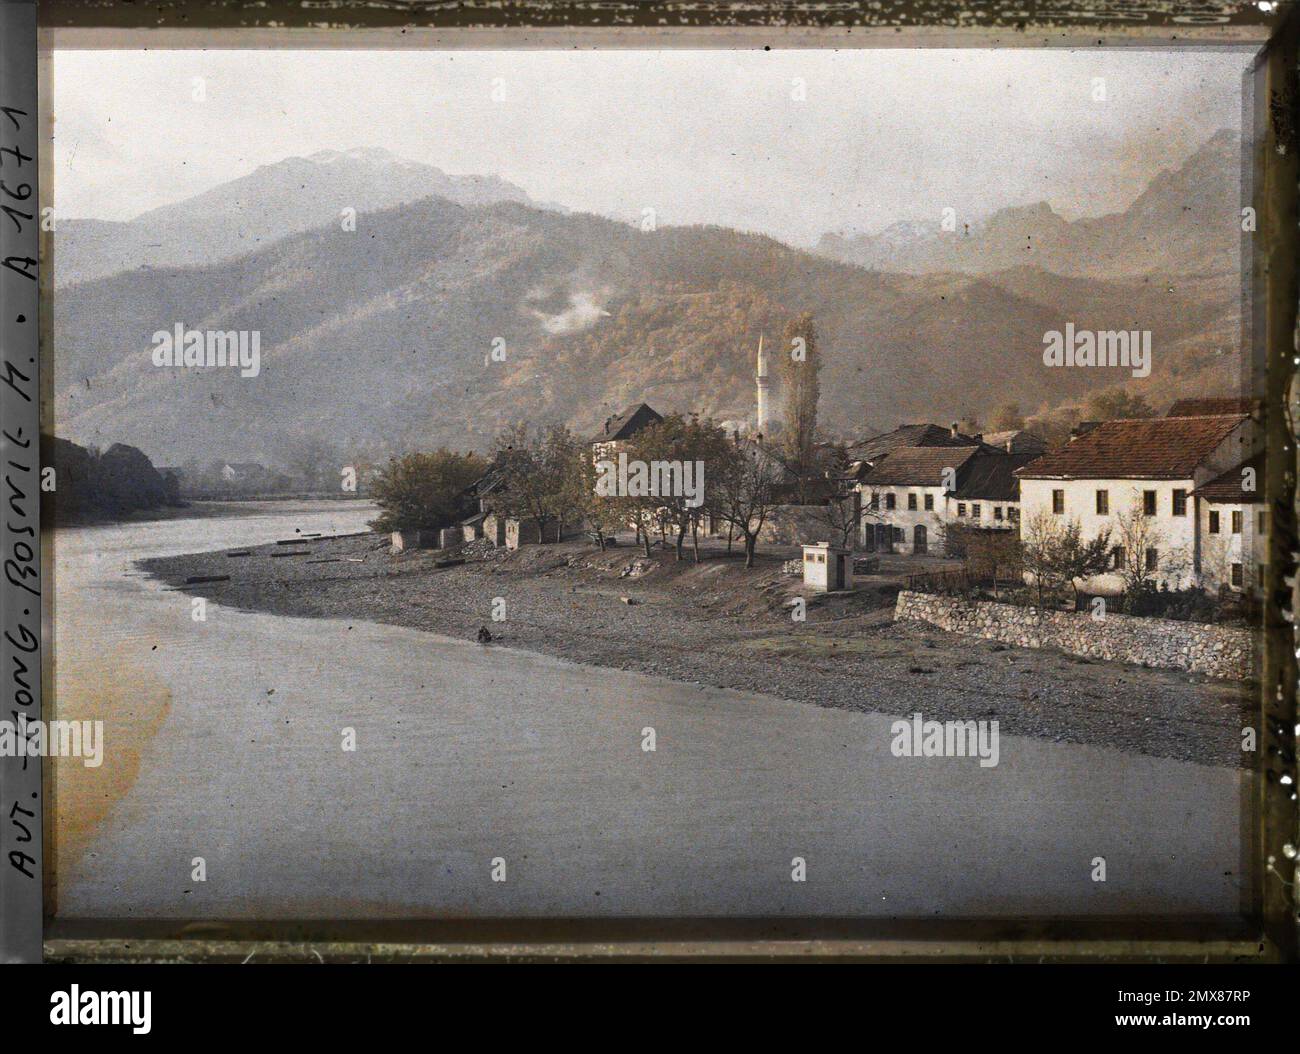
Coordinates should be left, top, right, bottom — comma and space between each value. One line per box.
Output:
49, 501, 1245, 921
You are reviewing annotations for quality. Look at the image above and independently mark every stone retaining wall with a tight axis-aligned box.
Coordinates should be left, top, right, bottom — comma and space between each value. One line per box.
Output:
895, 590, 1253, 680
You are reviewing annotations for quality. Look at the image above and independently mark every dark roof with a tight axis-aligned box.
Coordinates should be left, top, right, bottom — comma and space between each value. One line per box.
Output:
859, 445, 978, 487
591, 402, 664, 443
951, 452, 1041, 501
849, 423, 983, 464
1017, 415, 1247, 480
981, 429, 1046, 453
1193, 454, 1265, 504
1167, 397, 1258, 418
469, 465, 507, 497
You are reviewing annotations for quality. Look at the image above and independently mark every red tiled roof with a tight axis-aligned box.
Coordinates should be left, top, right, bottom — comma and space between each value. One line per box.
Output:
1166, 397, 1258, 418
1016, 415, 1247, 480
1193, 454, 1265, 504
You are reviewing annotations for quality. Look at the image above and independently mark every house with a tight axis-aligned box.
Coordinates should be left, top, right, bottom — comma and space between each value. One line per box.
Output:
1015, 413, 1254, 593
1192, 453, 1267, 593
947, 450, 1039, 532
857, 446, 979, 554
848, 422, 984, 470
857, 445, 1035, 554
505, 517, 561, 551
1166, 396, 1259, 418
590, 402, 664, 462
980, 429, 1046, 456
220, 461, 268, 485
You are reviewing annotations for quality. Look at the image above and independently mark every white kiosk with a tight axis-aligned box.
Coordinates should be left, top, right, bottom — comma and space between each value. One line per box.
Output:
802, 542, 853, 592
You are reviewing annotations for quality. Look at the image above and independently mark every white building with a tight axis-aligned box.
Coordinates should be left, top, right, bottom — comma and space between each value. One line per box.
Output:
1193, 453, 1267, 594
1015, 413, 1255, 594
856, 446, 1035, 554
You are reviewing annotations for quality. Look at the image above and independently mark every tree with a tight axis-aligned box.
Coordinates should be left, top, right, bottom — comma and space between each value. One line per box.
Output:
964, 528, 1023, 599
491, 423, 577, 539
778, 312, 822, 502
578, 452, 628, 551
1021, 511, 1066, 608
1114, 498, 1188, 596
1085, 386, 1155, 421
278, 432, 341, 491
1021, 512, 1111, 607
990, 403, 1025, 431
622, 414, 731, 561
806, 442, 873, 548
1052, 519, 1113, 603
714, 439, 782, 568
368, 449, 486, 533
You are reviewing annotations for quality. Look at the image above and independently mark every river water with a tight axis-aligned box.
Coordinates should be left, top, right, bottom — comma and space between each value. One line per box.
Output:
49, 501, 1244, 921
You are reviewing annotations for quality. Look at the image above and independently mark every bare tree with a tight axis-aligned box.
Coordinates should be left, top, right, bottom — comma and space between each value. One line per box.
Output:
1113, 498, 1187, 595
714, 439, 782, 568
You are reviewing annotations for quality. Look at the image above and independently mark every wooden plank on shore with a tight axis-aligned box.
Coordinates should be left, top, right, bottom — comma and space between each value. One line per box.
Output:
186, 574, 230, 584
270, 550, 312, 558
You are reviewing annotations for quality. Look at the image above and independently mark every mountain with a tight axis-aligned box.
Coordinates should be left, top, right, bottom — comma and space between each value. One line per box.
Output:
54, 147, 542, 286
53, 191, 1241, 468
816, 130, 1240, 279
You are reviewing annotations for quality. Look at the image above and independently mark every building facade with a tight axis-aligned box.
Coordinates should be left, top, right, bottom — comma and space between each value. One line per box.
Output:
1015, 413, 1255, 594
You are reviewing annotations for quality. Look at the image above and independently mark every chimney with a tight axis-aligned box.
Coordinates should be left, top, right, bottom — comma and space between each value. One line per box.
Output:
950, 422, 959, 439
1005, 439, 1013, 453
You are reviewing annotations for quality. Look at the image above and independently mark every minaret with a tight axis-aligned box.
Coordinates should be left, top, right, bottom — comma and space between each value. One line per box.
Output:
755, 333, 769, 432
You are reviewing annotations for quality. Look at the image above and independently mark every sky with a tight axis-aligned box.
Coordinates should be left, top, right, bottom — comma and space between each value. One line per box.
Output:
52, 47, 1254, 247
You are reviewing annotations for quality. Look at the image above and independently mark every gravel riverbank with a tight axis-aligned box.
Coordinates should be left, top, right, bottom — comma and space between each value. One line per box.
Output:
140, 531, 1254, 767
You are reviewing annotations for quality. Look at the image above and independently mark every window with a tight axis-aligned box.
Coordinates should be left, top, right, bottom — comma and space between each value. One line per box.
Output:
1144, 547, 1158, 572
994, 506, 1003, 521
893, 527, 905, 542
924, 493, 934, 511
1259, 510, 1268, 534
908, 492, 918, 511
1111, 546, 1124, 570
885, 493, 896, 510
1008, 507, 1020, 524
1172, 489, 1187, 516
1231, 563, 1243, 588
1208, 510, 1220, 534
971, 504, 981, 520
1142, 490, 1157, 516
1232, 510, 1243, 534
1052, 489, 1064, 515
1095, 489, 1109, 515
957, 503, 966, 517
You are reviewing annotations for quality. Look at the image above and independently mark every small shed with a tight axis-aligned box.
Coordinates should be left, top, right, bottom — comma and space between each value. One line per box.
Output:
802, 542, 853, 592
505, 518, 560, 551
481, 513, 508, 547
391, 528, 438, 552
